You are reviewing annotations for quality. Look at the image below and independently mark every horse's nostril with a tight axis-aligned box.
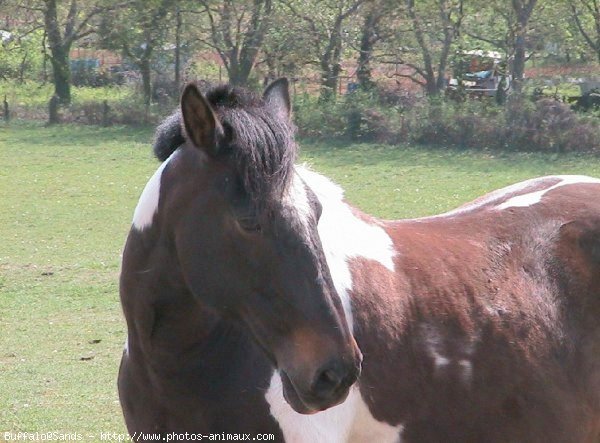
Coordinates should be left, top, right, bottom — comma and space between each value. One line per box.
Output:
312, 362, 346, 399
320, 368, 342, 386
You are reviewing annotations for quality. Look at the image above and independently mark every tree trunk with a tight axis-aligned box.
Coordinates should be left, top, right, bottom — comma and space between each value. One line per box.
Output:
511, 0, 537, 94
319, 18, 342, 102
48, 95, 60, 124
49, 48, 71, 104
42, 31, 48, 84
18, 53, 28, 83
320, 62, 341, 102
230, 0, 272, 86
512, 34, 526, 93
425, 76, 440, 96
140, 57, 152, 105
357, 11, 378, 90
320, 58, 341, 102
3, 96, 10, 122
174, 6, 182, 93
406, 0, 438, 96
226, 52, 255, 86
226, 51, 243, 85
44, 0, 72, 104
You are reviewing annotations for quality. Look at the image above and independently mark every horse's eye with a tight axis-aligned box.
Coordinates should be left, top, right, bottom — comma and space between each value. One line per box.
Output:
238, 217, 262, 233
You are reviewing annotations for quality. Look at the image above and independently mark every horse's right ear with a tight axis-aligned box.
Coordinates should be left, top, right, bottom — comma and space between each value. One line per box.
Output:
264, 78, 291, 122
181, 83, 223, 157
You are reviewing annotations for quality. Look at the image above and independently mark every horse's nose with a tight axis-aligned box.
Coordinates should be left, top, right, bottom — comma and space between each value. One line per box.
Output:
311, 358, 359, 402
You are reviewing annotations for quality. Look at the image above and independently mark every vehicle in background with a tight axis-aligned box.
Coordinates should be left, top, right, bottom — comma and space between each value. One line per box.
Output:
447, 50, 511, 101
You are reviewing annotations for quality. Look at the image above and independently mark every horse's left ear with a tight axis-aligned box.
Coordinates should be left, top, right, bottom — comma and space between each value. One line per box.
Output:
263, 78, 291, 122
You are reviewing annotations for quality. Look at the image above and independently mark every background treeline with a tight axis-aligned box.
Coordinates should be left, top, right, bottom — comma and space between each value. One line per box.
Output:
1, 0, 600, 152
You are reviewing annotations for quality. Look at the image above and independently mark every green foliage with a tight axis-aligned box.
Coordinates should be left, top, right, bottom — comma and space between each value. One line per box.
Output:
417, 97, 600, 152
295, 87, 600, 154
0, 29, 45, 82
294, 92, 348, 138
186, 59, 224, 83
0, 81, 170, 125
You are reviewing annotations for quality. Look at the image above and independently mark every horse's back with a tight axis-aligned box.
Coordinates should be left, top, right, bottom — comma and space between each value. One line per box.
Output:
438, 175, 600, 217
354, 175, 600, 442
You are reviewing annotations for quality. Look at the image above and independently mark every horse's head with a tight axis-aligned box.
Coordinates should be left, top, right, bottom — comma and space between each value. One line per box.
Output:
160, 79, 361, 413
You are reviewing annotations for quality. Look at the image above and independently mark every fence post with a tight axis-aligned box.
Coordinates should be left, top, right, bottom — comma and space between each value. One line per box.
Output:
48, 95, 60, 125
102, 100, 110, 127
3, 95, 9, 123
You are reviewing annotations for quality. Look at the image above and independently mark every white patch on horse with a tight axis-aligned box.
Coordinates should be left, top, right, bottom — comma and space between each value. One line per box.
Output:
266, 167, 401, 442
419, 178, 541, 219
266, 372, 402, 443
296, 166, 396, 331
284, 172, 312, 233
124, 336, 129, 355
432, 352, 450, 368
421, 324, 477, 383
458, 359, 472, 383
132, 149, 179, 231
496, 175, 600, 210
422, 326, 450, 370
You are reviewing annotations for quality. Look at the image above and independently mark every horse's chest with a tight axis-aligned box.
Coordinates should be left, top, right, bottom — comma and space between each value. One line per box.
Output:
265, 373, 403, 443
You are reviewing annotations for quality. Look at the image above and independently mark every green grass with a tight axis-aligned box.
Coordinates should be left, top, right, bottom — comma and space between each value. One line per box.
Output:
301, 140, 600, 219
0, 81, 137, 109
3, 122, 600, 436
0, 123, 153, 435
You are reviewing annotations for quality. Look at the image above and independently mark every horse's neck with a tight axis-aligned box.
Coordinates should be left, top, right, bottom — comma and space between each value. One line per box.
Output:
124, 261, 235, 355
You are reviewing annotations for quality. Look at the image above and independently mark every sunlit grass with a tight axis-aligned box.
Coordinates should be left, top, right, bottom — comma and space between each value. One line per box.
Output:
0, 81, 138, 110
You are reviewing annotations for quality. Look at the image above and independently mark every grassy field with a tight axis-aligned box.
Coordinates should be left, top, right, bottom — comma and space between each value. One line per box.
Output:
3, 122, 600, 437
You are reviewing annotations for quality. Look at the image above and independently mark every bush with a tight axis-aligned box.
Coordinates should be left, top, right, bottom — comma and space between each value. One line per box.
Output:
294, 93, 348, 139
308, 90, 600, 154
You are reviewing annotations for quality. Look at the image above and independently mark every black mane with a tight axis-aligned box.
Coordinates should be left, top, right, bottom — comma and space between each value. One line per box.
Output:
153, 83, 297, 205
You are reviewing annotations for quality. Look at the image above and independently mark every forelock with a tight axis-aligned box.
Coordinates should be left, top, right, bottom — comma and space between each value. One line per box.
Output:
206, 85, 297, 208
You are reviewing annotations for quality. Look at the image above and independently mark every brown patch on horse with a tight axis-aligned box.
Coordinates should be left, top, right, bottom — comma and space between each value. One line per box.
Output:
347, 207, 600, 442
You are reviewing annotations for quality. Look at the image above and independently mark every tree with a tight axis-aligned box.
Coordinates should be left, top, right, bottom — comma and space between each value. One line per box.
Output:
259, 7, 313, 82
385, 0, 463, 96
282, 0, 364, 101
510, 0, 538, 93
462, 1, 549, 94
355, 1, 397, 90
0, 27, 45, 83
104, 0, 171, 105
196, 0, 273, 86
34, 0, 114, 104
568, 0, 600, 63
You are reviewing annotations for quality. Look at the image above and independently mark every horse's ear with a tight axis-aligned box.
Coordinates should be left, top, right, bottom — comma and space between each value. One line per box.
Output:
180, 83, 223, 156
263, 78, 291, 122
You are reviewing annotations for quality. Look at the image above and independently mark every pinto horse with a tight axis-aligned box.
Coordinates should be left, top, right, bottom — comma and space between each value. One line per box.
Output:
119, 79, 600, 443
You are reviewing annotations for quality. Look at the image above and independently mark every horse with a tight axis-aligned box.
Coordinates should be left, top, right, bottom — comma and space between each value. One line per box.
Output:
119, 79, 600, 443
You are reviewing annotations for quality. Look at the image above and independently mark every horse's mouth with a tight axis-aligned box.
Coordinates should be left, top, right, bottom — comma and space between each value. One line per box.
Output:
280, 370, 351, 414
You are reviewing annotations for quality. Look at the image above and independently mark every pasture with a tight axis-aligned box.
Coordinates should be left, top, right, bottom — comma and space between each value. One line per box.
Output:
3, 122, 600, 436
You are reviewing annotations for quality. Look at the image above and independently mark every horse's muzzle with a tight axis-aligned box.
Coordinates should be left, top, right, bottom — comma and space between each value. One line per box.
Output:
281, 348, 362, 414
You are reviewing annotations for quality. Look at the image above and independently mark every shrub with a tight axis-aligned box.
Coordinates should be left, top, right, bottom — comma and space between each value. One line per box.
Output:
294, 93, 347, 139
325, 90, 600, 154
